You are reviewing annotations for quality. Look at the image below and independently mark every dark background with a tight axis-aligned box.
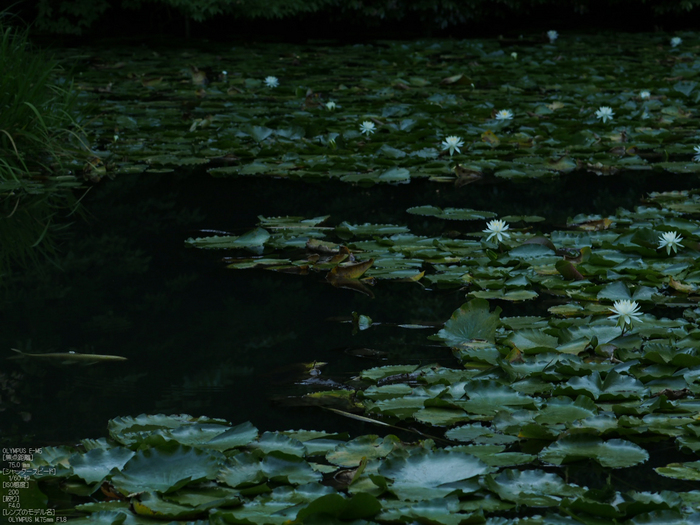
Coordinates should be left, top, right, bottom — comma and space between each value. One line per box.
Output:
12, 0, 700, 45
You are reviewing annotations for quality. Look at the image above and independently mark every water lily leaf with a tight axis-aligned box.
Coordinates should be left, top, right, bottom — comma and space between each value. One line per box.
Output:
259, 215, 330, 230
326, 435, 400, 467
262, 453, 322, 484
563, 325, 622, 346
185, 228, 270, 250
534, 396, 598, 425
68, 510, 128, 524
557, 370, 647, 401
656, 461, 700, 480
500, 289, 539, 301
548, 303, 585, 317
597, 281, 656, 302
407, 205, 497, 220
509, 244, 555, 258
461, 380, 539, 414
218, 452, 266, 488
508, 329, 559, 353
155, 423, 232, 447
556, 337, 590, 355
377, 144, 407, 158
445, 424, 519, 445
378, 167, 411, 183
408, 76, 430, 86
556, 260, 584, 281
202, 421, 258, 451
414, 407, 469, 426
624, 510, 696, 525
250, 432, 305, 457
276, 126, 305, 140
539, 435, 649, 468
244, 125, 274, 142
485, 469, 583, 506
495, 168, 528, 179
69, 448, 135, 485
674, 80, 698, 97
27, 446, 74, 478
437, 299, 502, 346
164, 485, 241, 508
379, 449, 491, 500
547, 155, 578, 172
359, 364, 418, 382
523, 236, 557, 251
132, 491, 214, 519
214, 493, 299, 525
111, 444, 224, 495
107, 414, 229, 447
296, 492, 381, 521
441, 73, 472, 85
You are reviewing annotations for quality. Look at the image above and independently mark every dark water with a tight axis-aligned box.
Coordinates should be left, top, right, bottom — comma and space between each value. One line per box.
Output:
1, 168, 698, 448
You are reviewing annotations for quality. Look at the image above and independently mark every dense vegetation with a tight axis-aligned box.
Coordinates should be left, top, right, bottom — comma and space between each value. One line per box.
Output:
0, 18, 88, 280
22, 0, 700, 37
6, 27, 700, 523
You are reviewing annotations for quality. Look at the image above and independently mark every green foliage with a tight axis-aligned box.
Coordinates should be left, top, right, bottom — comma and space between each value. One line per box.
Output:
27, 412, 700, 522
34, 0, 110, 35
24, 0, 700, 35
122, 0, 337, 23
0, 17, 88, 279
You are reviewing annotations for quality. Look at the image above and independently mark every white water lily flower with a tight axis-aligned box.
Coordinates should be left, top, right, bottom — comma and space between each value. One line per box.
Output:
264, 76, 279, 88
483, 219, 510, 242
671, 36, 682, 47
693, 145, 700, 162
495, 109, 513, 121
547, 30, 558, 43
595, 106, 614, 123
658, 231, 683, 254
609, 300, 642, 327
325, 101, 336, 110
640, 90, 650, 99
359, 121, 376, 136
441, 136, 464, 156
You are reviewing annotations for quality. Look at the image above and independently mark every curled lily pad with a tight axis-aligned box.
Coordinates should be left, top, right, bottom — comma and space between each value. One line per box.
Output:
202, 421, 258, 451
69, 448, 135, 485
111, 444, 225, 495
107, 414, 229, 447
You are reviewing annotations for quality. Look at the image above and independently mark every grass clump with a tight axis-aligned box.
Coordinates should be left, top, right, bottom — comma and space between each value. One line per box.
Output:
0, 15, 89, 280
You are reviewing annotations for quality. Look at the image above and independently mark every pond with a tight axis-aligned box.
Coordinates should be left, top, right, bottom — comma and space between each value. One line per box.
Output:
5, 31, 700, 523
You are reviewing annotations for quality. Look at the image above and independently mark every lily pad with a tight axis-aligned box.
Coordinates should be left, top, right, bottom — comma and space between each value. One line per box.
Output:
539, 435, 649, 468
111, 444, 225, 494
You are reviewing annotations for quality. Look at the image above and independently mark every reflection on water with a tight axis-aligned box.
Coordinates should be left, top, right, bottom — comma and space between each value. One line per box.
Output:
1, 168, 698, 446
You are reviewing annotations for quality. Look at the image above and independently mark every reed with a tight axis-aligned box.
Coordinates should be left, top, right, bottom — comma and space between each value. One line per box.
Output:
0, 15, 88, 280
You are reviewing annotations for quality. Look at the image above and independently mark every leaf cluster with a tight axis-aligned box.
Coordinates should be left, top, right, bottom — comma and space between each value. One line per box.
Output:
21, 413, 700, 524
0, 18, 89, 280
25, 0, 700, 35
